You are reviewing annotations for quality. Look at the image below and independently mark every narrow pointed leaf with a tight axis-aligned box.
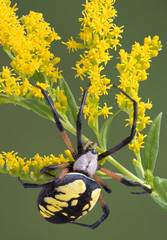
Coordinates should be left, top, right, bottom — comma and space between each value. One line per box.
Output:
0, 94, 53, 121
154, 176, 167, 203
142, 112, 162, 172
133, 165, 144, 180
20, 98, 53, 121
58, 78, 78, 127
151, 176, 167, 212
99, 115, 114, 150
99, 111, 120, 150
0, 94, 12, 104
151, 195, 167, 212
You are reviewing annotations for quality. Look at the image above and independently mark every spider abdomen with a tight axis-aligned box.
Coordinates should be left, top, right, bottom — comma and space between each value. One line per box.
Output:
38, 173, 101, 224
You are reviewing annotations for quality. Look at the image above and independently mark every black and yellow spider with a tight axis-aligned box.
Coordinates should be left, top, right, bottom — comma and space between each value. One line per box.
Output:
19, 84, 151, 229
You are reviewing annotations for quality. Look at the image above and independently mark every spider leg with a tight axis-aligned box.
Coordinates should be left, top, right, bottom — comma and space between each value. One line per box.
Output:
76, 87, 89, 154
18, 177, 60, 188
36, 86, 76, 158
40, 162, 72, 175
19, 167, 69, 189
93, 173, 111, 193
98, 84, 137, 160
18, 178, 47, 188
18, 178, 65, 189
41, 163, 70, 183
70, 194, 109, 229
99, 166, 152, 194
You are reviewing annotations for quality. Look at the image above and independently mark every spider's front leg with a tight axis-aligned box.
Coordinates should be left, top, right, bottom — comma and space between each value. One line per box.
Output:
36, 86, 77, 159
98, 84, 137, 160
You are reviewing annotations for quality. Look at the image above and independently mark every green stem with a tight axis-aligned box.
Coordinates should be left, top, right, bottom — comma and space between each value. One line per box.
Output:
136, 152, 145, 177
89, 115, 100, 141
4, 48, 14, 60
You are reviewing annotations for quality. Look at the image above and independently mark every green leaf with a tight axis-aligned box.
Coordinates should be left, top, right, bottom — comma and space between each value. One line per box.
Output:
151, 195, 167, 212
0, 94, 54, 121
0, 94, 12, 104
58, 77, 78, 127
142, 112, 162, 172
0, 95, 77, 136
20, 98, 53, 121
133, 165, 144, 180
151, 176, 167, 212
99, 111, 120, 150
154, 176, 167, 203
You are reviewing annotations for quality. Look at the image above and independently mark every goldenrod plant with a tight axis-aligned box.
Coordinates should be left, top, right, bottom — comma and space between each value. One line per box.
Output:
0, 0, 166, 215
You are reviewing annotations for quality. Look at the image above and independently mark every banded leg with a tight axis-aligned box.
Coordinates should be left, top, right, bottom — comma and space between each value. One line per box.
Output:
76, 87, 89, 154
93, 173, 111, 193
18, 178, 57, 189
71, 194, 109, 229
99, 166, 152, 194
19, 163, 71, 188
98, 84, 137, 160
40, 162, 72, 175
40, 162, 71, 183
36, 86, 76, 158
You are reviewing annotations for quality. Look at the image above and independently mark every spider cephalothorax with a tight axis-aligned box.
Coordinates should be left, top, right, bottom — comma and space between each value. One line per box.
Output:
19, 84, 151, 229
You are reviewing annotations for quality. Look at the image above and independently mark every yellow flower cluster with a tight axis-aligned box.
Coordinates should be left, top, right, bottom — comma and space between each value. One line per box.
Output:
0, 0, 61, 80
116, 36, 162, 153
0, 150, 72, 182
0, 0, 67, 114
65, 0, 123, 122
0, 66, 48, 98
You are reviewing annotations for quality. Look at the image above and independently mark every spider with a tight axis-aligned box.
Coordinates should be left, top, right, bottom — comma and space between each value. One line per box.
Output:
19, 84, 152, 229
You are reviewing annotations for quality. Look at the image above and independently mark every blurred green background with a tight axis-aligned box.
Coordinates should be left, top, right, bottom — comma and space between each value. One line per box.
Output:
0, 0, 167, 239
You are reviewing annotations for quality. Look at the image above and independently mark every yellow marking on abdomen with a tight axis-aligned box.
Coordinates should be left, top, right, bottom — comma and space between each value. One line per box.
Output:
62, 212, 68, 216
46, 204, 62, 212
56, 180, 86, 202
44, 197, 58, 206
82, 203, 89, 211
44, 197, 68, 211
89, 188, 101, 212
40, 210, 51, 218
71, 199, 78, 206
39, 204, 54, 218
82, 210, 88, 216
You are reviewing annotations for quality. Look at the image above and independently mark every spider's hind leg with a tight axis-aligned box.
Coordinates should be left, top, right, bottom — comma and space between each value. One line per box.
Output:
99, 166, 152, 194
71, 194, 109, 229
